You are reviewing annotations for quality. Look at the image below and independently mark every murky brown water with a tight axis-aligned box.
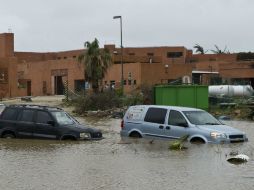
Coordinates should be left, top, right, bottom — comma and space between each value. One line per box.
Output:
1, 117, 254, 190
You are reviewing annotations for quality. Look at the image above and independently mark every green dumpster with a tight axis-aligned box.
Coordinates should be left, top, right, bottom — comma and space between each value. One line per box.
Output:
154, 85, 208, 110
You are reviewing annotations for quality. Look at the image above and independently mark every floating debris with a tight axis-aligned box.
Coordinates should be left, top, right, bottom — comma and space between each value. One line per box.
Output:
169, 135, 189, 150
227, 154, 249, 164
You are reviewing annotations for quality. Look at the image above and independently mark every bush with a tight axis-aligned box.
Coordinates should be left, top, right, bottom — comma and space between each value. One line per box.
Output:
73, 91, 121, 114
72, 84, 154, 115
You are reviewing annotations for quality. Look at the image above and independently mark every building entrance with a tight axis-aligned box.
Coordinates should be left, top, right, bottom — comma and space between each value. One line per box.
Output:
54, 76, 64, 95
27, 81, 31, 96
51, 69, 68, 95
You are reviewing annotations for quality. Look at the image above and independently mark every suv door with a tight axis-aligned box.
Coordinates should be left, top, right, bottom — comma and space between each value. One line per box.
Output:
142, 107, 168, 138
33, 110, 58, 139
165, 110, 189, 139
16, 109, 35, 138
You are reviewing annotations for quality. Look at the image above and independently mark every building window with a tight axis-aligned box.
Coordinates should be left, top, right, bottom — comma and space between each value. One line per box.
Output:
147, 53, 154, 56
128, 80, 131, 85
73, 56, 77, 59
42, 81, 47, 95
104, 81, 107, 84
167, 52, 183, 58
110, 80, 115, 89
0, 68, 8, 83
129, 53, 135, 56
74, 80, 85, 92
64, 57, 67, 59
57, 57, 61, 60
133, 80, 136, 85
123, 80, 126, 85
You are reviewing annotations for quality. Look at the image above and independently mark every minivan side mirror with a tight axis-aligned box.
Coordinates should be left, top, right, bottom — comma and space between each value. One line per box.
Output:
47, 120, 55, 126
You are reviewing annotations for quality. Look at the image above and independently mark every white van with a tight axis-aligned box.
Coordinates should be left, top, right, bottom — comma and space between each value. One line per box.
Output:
121, 105, 248, 143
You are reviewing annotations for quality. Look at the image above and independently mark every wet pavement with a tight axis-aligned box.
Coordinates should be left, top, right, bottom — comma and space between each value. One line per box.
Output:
0, 96, 254, 189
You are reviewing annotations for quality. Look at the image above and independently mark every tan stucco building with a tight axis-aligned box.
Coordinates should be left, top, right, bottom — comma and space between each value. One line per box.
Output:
1, 32, 254, 98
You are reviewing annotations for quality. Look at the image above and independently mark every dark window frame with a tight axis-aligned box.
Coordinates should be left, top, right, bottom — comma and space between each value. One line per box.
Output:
144, 107, 167, 124
168, 110, 188, 127
36, 111, 53, 124
18, 109, 35, 122
0, 108, 18, 120
167, 52, 183, 58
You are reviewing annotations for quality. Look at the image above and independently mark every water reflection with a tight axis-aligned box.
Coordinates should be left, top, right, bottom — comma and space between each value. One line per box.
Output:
0, 119, 254, 190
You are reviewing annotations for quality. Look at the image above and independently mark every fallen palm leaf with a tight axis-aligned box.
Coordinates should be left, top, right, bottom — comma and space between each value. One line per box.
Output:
169, 134, 189, 150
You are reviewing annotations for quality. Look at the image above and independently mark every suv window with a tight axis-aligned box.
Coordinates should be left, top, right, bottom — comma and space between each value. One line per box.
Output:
144, 107, 167, 124
1, 108, 18, 120
168, 110, 187, 127
36, 111, 52, 124
18, 109, 34, 122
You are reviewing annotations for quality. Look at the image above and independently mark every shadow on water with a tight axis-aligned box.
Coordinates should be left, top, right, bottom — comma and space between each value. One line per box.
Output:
0, 138, 92, 153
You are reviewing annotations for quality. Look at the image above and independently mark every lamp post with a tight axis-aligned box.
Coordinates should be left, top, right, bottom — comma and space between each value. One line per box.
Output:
113, 15, 124, 95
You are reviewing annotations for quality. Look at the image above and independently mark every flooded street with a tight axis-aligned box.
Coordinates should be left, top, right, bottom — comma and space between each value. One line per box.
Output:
1, 97, 254, 189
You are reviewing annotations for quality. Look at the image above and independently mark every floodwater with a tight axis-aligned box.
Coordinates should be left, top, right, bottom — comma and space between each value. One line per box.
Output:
1, 118, 254, 190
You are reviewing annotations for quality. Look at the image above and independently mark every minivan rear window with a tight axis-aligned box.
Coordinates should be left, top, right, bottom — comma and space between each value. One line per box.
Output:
144, 108, 167, 124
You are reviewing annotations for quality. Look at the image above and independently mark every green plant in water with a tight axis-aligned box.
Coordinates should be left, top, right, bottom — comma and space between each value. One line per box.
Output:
169, 134, 189, 150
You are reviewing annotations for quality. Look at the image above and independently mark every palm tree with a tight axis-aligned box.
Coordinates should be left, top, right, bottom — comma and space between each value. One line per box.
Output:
211, 45, 229, 54
193, 44, 207, 54
78, 38, 112, 93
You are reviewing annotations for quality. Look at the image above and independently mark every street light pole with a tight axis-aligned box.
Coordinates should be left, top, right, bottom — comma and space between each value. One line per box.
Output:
113, 15, 124, 95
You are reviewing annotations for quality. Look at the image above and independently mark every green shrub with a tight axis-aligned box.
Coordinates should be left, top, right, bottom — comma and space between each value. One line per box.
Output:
72, 84, 154, 115
73, 91, 121, 114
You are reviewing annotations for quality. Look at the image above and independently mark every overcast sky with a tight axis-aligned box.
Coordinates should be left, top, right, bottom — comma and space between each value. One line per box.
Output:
0, 0, 254, 53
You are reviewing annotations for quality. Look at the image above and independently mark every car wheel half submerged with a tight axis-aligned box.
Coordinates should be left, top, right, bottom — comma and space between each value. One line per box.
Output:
2, 133, 15, 139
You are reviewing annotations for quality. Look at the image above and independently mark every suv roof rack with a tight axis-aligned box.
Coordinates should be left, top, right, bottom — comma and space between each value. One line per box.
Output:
8, 104, 63, 111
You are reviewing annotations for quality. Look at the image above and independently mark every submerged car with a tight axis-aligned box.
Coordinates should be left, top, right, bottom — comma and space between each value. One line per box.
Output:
0, 104, 102, 140
0, 103, 5, 115
121, 105, 248, 143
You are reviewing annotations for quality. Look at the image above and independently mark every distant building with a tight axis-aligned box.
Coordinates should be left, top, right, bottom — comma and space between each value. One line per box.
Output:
0, 32, 254, 98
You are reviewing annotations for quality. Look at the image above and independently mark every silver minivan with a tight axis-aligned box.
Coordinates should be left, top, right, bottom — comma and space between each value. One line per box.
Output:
120, 105, 248, 143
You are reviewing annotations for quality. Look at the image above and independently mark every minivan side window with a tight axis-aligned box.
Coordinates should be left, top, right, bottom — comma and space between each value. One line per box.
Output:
144, 108, 167, 124
36, 111, 52, 124
168, 110, 188, 127
18, 110, 34, 122
1, 108, 18, 120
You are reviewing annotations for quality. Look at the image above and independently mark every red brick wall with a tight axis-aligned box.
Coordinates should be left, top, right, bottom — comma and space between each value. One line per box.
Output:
103, 63, 142, 93
0, 57, 18, 98
17, 58, 84, 96
219, 61, 254, 78
141, 63, 193, 85
0, 33, 14, 58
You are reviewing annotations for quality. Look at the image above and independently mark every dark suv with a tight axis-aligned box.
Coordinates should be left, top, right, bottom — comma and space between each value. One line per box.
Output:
0, 104, 102, 140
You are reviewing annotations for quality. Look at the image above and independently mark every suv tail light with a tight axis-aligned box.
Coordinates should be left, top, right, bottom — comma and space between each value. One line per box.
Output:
121, 120, 124, 129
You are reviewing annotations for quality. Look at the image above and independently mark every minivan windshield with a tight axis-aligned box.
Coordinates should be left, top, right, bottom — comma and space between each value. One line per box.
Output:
183, 111, 221, 125
51, 111, 75, 125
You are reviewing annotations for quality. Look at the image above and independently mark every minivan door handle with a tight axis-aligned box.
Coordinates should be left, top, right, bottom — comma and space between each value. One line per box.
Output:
166, 126, 170, 130
159, 125, 164, 129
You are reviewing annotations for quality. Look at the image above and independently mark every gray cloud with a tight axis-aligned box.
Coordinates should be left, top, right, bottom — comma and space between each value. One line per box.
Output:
0, 0, 253, 52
